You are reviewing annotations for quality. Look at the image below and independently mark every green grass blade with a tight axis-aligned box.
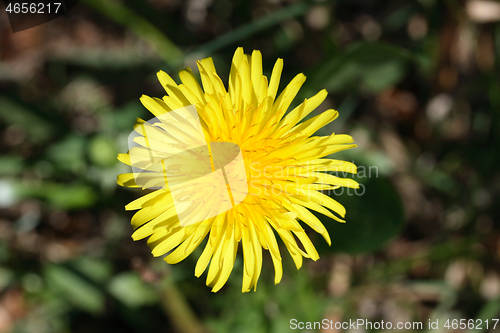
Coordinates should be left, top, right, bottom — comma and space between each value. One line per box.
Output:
191, 1, 314, 58
82, 0, 184, 68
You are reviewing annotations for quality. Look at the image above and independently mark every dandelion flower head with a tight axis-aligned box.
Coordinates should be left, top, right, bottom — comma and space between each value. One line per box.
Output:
117, 47, 359, 292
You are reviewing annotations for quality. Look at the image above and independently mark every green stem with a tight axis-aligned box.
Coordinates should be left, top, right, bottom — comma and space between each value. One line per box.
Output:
159, 277, 209, 333
81, 0, 184, 68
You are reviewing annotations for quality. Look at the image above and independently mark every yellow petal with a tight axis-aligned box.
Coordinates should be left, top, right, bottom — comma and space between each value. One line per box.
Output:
125, 190, 169, 211
293, 230, 319, 261
179, 68, 206, 103
250, 50, 263, 99
306, 190, 347, 219
131, 210, 177, 240
164, 221, 213, 264
150, 227, 187, 257
140, 95, 169, 117
274, 228, 306, 269
290, 203, 331, 246
241, 223, 255, 292
268, 58, 283, 101
194, 214, 224, 277
117, 153, 131, 166
311, 172, 360, 189
275, 89, 328, 137
287, 109, 339, 137
117, 173, 138, 188
211, 227, 237, 292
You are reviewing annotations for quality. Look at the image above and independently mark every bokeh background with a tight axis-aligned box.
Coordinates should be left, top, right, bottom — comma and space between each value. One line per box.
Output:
1, 0, 500, 332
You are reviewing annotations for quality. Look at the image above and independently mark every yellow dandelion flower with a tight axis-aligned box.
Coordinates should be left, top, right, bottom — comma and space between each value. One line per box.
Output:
117, 47, 359, 292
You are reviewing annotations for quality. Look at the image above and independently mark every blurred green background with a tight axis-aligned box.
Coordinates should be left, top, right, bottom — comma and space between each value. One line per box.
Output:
1, 0, 500, 332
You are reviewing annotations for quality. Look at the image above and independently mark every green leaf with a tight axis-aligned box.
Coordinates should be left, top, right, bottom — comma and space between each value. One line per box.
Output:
45, 135, 86, 173
0, 266, 13, 291
44, 264, 105, 314
0, 156, 23, 176
422, 169, 461, 196
88, 135, 118, 167
0, 97, 54, 142
108, 272, 158, 308
70, 257, 113, 282
314, 42, 413, 93
18, 182, 97, 210
317, 176, 405, 254
107, 102, 147, 131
